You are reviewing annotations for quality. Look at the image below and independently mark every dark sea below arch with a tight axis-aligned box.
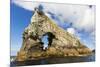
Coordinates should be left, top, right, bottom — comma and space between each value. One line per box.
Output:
10, 53, 95, 67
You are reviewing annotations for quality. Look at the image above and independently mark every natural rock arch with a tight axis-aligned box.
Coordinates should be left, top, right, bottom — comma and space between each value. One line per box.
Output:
16, 8, 92, 61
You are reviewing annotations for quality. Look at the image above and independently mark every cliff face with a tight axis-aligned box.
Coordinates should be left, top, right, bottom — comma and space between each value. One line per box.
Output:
16, 8, 92, 61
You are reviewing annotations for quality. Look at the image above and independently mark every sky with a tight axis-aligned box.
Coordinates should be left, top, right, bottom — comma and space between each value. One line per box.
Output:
10, 0, 95, 56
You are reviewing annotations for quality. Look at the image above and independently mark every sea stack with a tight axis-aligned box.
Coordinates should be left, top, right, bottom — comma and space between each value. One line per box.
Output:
16, 8, 92, 61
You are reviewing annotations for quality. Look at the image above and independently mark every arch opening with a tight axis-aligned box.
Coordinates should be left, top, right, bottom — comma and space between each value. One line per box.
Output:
41, 32, 55, 50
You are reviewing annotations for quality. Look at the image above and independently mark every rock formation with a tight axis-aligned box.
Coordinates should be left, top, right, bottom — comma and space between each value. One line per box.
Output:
16, 8, 92, 61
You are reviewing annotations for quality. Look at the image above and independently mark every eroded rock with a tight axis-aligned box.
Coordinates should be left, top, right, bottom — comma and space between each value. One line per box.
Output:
16, 8, 92, 61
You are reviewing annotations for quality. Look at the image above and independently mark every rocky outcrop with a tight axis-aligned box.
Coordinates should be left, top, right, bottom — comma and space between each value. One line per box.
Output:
16, 8, 92, 61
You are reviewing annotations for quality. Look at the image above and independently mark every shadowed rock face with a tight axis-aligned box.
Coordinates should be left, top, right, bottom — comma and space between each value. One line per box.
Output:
16, 8, 92, 61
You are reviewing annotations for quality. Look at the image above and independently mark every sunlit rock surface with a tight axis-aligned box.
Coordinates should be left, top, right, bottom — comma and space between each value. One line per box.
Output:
16, 8, 92, 61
